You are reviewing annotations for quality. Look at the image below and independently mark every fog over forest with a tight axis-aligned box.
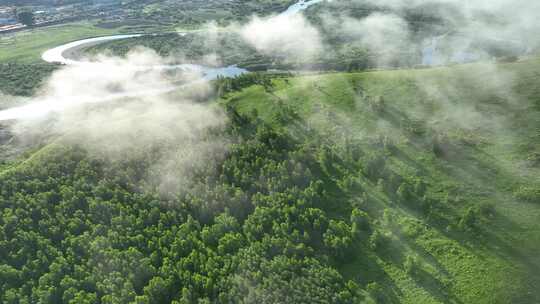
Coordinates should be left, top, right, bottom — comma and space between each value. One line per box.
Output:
0, 0, 539, 303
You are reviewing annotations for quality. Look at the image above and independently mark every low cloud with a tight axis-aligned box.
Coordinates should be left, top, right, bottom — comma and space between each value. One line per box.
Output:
238, 13, 323, 61
366, 0, 539, 61
1, 48, 229, 195
343, 13, 410, 67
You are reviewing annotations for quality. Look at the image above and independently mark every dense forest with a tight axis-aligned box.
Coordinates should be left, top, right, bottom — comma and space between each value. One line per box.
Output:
1, 57, 540, 303
0, 76, 369, 303
1, 0, 540, 302
85, 30, 374, 72
0, 63, 57, 97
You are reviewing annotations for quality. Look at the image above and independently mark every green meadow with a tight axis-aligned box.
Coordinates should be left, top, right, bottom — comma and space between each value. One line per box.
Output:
0, 22, 119, 63
219, 58, 540, 303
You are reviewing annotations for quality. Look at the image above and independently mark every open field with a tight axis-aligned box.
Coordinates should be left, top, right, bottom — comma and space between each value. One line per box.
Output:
0, 22, 120, 63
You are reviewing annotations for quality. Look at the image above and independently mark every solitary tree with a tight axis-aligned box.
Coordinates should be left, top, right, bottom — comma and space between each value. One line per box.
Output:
18, 11, 34, 26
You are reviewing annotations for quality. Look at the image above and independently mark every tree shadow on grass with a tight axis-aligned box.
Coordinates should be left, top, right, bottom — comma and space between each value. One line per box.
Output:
341, 249, 403, 304
476, 219, 540, 304
370, 233, 465, 304
404, 237, 451, 277
410, 266, 464, 304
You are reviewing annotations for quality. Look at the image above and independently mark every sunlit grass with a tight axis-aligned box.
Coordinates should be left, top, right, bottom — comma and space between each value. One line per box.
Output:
222, 58, 540, 303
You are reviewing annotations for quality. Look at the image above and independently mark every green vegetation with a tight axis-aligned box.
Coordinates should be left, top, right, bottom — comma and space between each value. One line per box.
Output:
119, 0, 297, 29
17, 11, 35, 27
86, 31, 282, 71
217, 60, 540, 303
0, 63, 57, 97
86, 0, 517, 73
86, 31, 372, 72
304, 0, 456, 36
2, 0, 301, 35
1, 55, 540, 303
0, 22, 118, 63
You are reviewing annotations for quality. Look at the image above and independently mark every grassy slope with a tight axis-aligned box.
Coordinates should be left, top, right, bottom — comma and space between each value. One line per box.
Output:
0, 22, 119, 63
2, 24, 538, 298
221, 59, 540, 303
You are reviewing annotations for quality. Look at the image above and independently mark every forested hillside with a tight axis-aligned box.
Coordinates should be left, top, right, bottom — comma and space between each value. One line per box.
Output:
1, 55, 539, 303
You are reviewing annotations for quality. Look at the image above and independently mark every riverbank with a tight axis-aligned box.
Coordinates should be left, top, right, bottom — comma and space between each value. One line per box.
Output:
0, 22, 120, 63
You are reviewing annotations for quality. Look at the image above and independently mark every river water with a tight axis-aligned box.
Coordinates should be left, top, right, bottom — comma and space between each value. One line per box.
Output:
41, 34, 143, 65
40, 0, 326, 78
41, 0, 478, 71
0, 0, 326, 121
281, 0, 325, 16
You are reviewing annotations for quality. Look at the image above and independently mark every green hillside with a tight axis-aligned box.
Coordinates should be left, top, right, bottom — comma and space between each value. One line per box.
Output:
1, 57, 539, 303
218, 58, 540, 302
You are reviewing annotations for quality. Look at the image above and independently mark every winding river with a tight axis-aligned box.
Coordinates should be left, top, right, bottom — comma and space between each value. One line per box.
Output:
1, 0, 527, 121
0, 0, 325, 121
40, 34, 249, 80
41, 0, 326, 77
